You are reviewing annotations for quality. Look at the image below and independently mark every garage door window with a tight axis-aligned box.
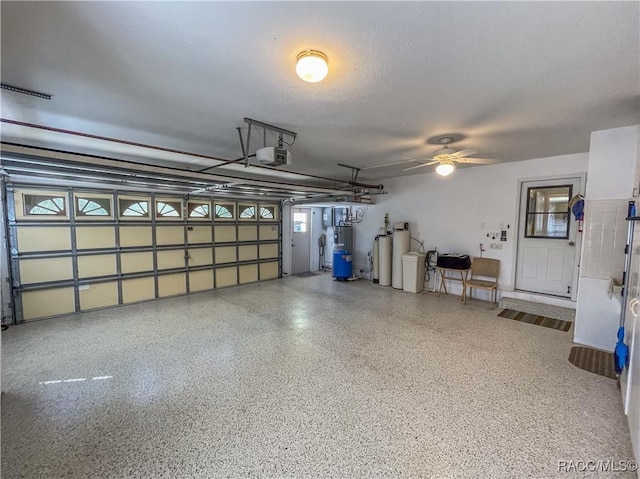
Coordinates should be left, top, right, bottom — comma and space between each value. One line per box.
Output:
25, 194, 67, 216
188, 201, 210, 219
215, 203, 235, 220
156, 200, 182, 219
75, 196, 111, 217
259, 206, 276, 220
239, 204, 256, 220
119, 199, 150, 218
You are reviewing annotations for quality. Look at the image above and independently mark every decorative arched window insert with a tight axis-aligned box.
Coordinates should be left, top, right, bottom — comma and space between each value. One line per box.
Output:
259, 206, 276, 220
75, 196, 111, 217
119, 198, 150, 218
214, 203, 235, 220
239, 205, 256, 220
188, 201, 210, 219
25, 195, 67, 216
156, 200, 182, 218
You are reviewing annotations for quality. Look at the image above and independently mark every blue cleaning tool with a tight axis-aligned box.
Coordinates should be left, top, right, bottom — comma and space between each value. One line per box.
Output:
614, 326, 628, 375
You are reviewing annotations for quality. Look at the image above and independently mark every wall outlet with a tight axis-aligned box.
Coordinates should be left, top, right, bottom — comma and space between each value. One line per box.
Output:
490, 243, 503, 250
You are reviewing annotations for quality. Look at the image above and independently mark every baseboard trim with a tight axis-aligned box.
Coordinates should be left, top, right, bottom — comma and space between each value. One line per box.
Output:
503, 290, 576, 309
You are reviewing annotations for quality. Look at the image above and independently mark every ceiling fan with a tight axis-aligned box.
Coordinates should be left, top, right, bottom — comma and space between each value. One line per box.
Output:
364, 137, 495, 176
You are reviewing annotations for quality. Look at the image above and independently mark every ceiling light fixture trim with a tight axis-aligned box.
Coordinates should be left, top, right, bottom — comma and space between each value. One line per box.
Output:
296, 50, 329, 83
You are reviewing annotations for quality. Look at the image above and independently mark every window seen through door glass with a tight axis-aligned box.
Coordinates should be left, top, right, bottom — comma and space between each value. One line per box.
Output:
293, 212, 307, 233
525, 185, 571, 238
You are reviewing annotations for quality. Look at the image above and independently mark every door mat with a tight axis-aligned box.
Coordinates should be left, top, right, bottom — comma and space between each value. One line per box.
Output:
293, 272, 320, 278
497, 309, 572, 332
568, 346, 616, 379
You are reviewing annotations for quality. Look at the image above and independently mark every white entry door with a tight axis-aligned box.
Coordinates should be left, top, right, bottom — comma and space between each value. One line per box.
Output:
515, 177, 582, 298
291, 208, 311, 274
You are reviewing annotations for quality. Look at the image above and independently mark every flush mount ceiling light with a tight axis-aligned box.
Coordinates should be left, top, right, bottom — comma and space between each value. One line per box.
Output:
296, 50, 328, 83
435, 160, 455, 176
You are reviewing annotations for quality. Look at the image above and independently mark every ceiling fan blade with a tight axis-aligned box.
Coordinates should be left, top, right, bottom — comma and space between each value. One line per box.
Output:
451, 149, 478, 158
361, 159, 416, 170
402, 163, 433, 171
453, 157, 497, 164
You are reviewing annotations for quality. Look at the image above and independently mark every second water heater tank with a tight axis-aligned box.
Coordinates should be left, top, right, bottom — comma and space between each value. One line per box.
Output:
392, 229, 411, 289
378, 235, 392, 286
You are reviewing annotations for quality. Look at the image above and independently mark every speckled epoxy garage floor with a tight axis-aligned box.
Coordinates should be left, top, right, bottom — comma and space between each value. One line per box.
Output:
2, 275, 635, 478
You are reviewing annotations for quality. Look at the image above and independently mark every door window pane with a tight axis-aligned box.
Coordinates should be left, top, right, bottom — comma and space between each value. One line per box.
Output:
293, 212, 307, 233
525, 185, 572, 238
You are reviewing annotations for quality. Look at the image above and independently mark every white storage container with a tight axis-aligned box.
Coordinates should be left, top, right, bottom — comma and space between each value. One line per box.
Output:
402, 252, 426, 293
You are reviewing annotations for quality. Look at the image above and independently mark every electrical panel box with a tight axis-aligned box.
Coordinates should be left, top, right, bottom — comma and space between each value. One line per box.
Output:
333, 207, 349, 226
322, 207, 333, 228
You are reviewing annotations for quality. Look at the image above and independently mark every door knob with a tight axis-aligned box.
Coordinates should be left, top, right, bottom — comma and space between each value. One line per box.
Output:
568, 241, 575, 246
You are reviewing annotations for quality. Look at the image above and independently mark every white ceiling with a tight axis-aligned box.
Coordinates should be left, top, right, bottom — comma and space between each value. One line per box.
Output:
1, 1, 638, 183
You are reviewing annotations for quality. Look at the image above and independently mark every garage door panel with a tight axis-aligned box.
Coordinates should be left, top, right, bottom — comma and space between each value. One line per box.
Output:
157, 250, 185, 270
120, 226, 153, 247
122, 277, 155, 303
17, 226, 71, 252
158, 273, 186, 297
187, 226, 212, 244
76, 226, 116, 249
22, 287, 75, 320
259, 244, 278, 259
239, 264, 258, 284
121, 252, 153, 274
215, 246, 236, 264
214, 225, 236, 243
156, 226, 184, 246
79, 282, 118, 310
77, 254, 117, 278
238, 225, 257, 242
20, 257, 73, 284
259, 225, 279, 241
189, 270, 213, 292
260, 262, 279, 280
188, 248, 213, 266
9, 187, 281, 322
216, 267, 237, 287
239, 245, 257, 261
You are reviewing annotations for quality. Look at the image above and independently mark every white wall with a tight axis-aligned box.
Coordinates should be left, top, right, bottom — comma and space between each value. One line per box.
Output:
575, 125, 640, 351
282, 203, 292, 276
354, 153, 589, 299
310, 207, 323, 272
586, 126, 639, 200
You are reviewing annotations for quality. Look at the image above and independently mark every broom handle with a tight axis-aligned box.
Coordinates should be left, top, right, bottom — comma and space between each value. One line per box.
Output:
620, 219, 636, 328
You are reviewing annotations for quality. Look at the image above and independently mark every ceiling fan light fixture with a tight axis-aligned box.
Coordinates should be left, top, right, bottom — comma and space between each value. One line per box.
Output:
296, 50, 328, 83
435, 161, 455, 176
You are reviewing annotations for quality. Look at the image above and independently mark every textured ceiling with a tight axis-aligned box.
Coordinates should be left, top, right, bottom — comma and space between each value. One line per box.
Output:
1, 1, 638, 183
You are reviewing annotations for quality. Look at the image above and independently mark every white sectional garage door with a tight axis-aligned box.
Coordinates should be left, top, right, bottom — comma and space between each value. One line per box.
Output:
7, 185, 281, 322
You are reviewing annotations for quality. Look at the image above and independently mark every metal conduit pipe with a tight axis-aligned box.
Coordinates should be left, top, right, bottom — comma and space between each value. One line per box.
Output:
1, 118, 384, 192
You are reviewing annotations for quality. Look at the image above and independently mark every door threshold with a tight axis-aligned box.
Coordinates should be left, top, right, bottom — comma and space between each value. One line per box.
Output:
503, 290, 576, 309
